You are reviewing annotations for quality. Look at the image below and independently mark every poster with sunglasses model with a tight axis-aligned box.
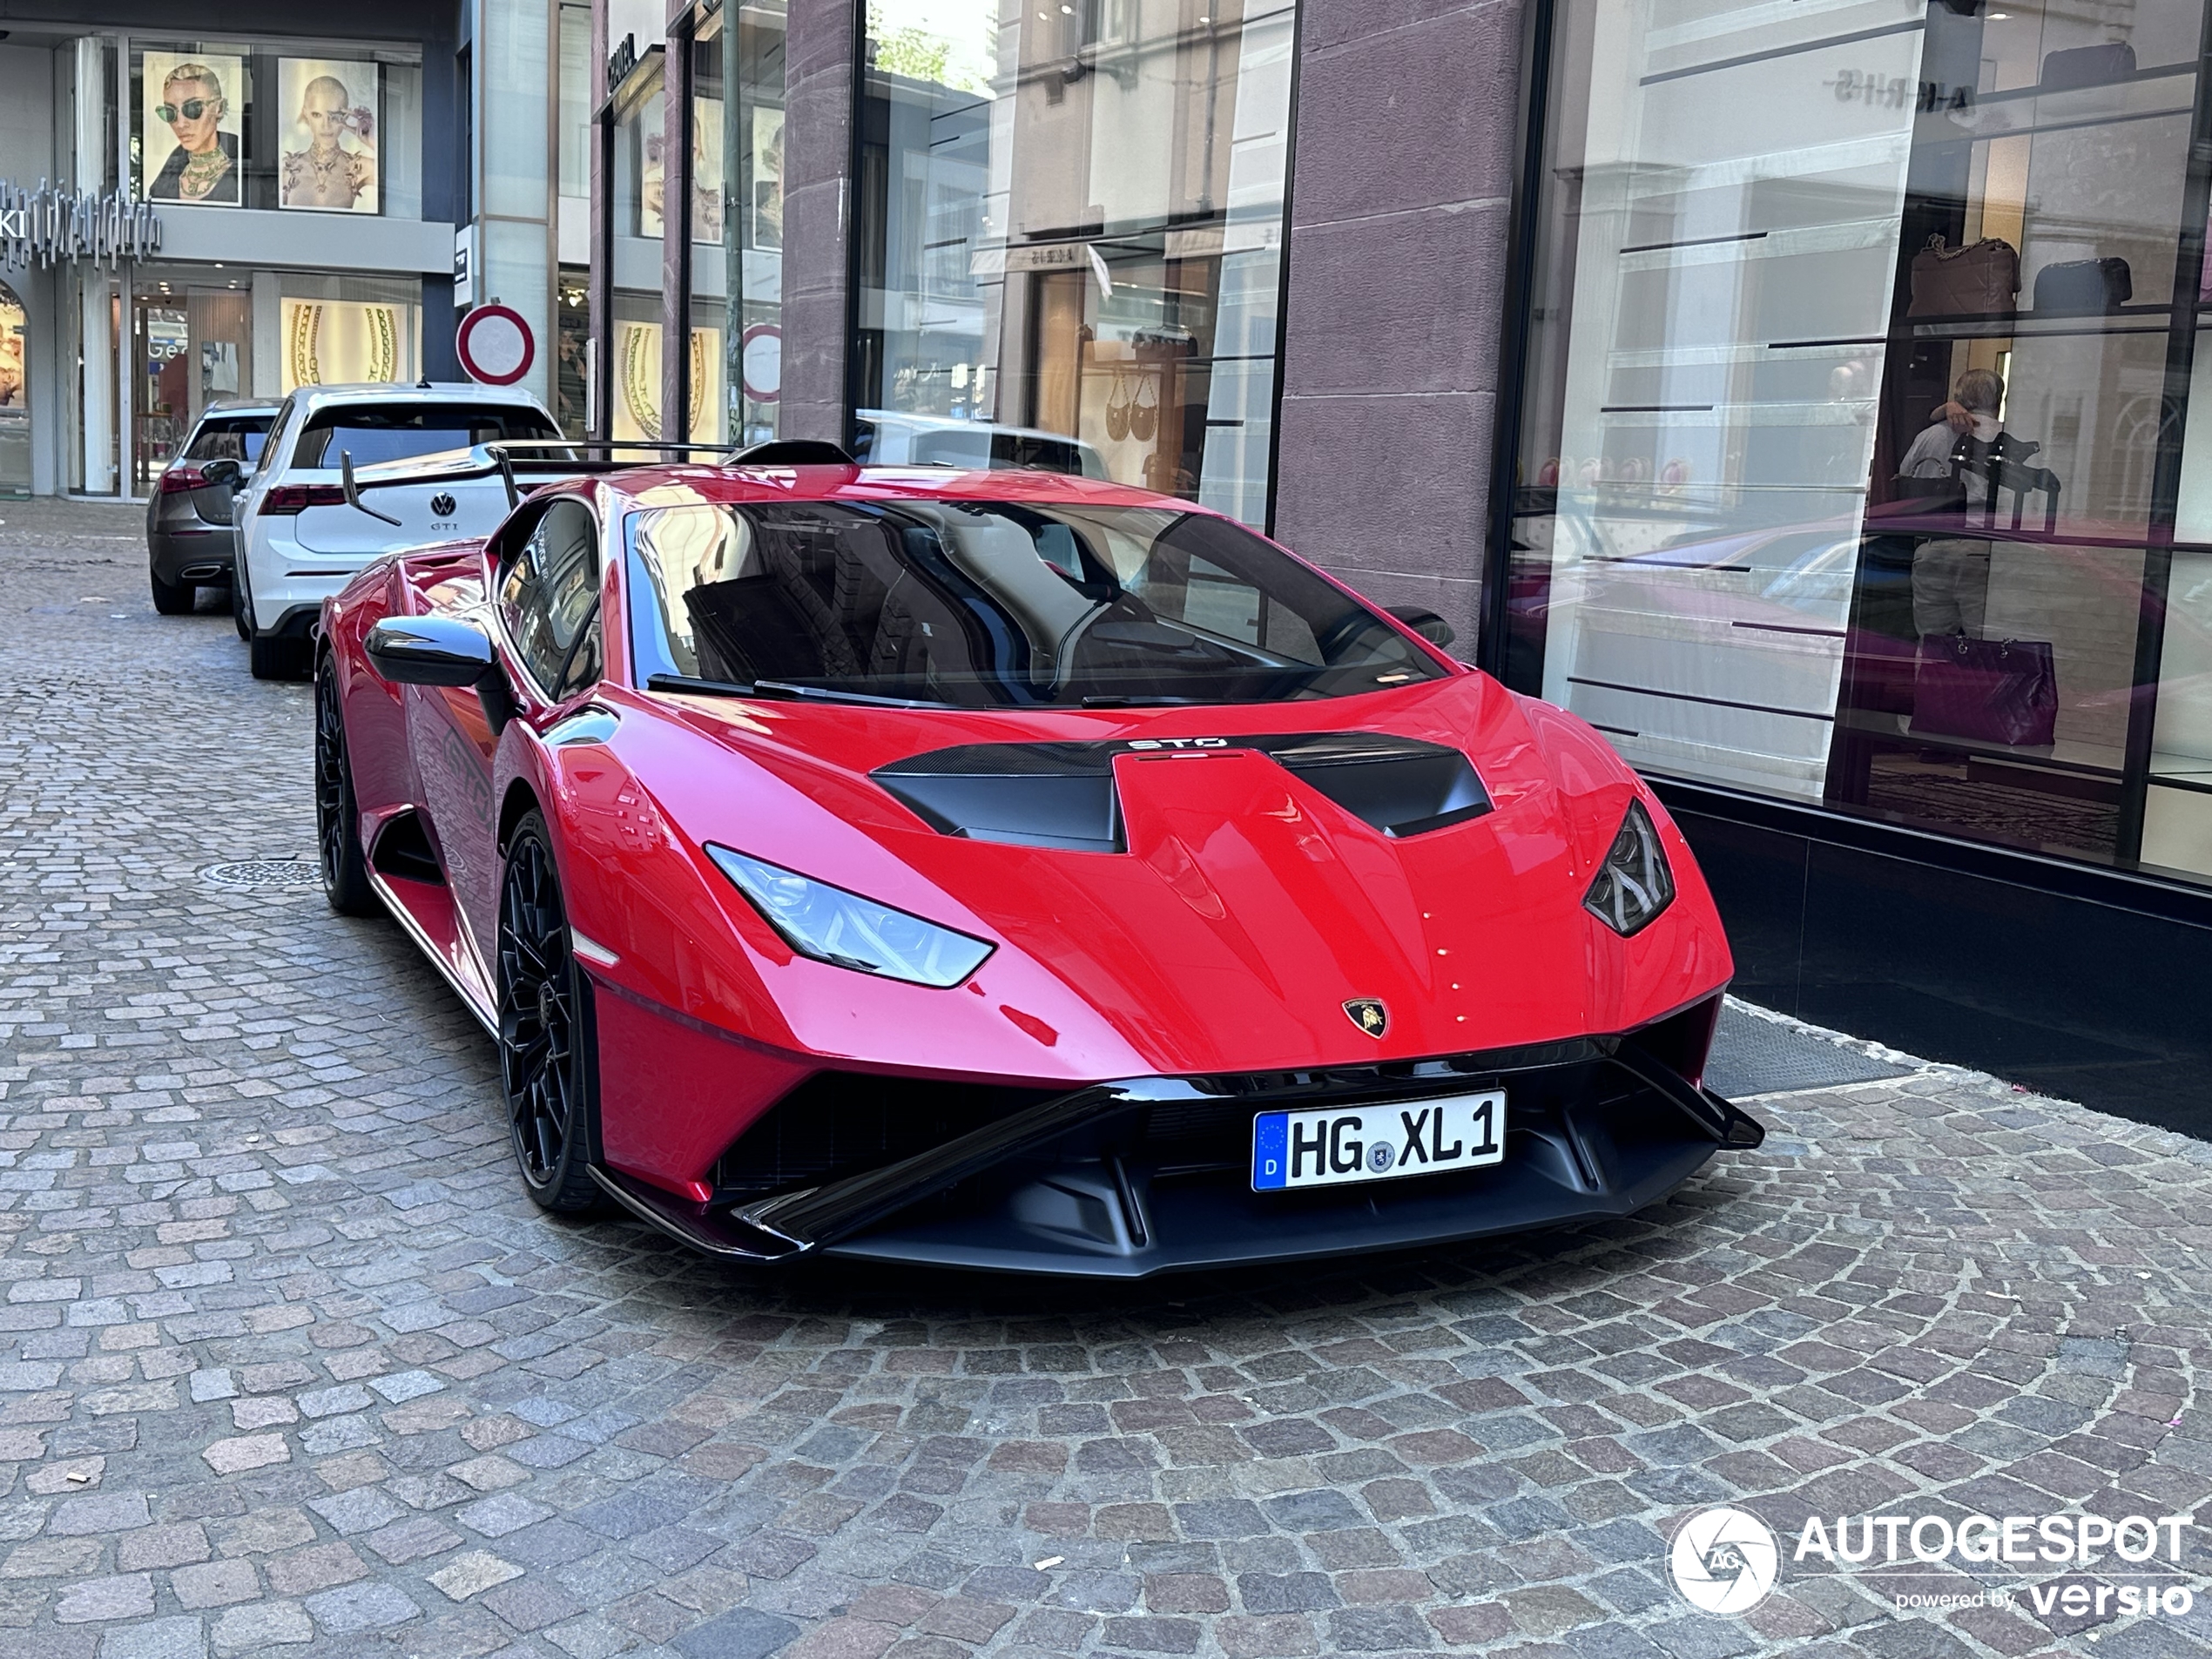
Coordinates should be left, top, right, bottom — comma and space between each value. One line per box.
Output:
142, 51, 244, 206
278, 58, 380, 212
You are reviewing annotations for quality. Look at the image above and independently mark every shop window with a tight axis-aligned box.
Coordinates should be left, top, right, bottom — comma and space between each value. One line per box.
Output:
277, 274, 423, 394
854, 0, 1295, 527
1503, 0, 2212, 891
129, 37, 422, 217
0, 282, 25, 499
131, 274, 255, 493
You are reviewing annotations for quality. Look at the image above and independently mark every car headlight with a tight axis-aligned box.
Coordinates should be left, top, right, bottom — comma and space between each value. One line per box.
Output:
1583, 799, 1675, 936
707, 846, 995, 988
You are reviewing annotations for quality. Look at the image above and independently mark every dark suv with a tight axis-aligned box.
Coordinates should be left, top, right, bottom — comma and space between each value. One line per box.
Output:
146, 399, 280, 616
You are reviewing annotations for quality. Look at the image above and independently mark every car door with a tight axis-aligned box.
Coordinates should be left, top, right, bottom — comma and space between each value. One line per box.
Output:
412, 497, 604, 961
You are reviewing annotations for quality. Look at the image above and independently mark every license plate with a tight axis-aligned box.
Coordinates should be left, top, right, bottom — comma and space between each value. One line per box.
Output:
1251, 1091, 1506, 1191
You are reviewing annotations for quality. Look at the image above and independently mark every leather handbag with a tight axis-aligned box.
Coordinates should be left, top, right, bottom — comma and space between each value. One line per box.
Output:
2041, 43, 2136, 90
1909, 236, 2019, 317
2034, 257, 2132, 313
1910, 633, 2059, 747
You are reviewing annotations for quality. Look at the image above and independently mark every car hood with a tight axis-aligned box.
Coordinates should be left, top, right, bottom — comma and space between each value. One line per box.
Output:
601, 671, 1732, 1078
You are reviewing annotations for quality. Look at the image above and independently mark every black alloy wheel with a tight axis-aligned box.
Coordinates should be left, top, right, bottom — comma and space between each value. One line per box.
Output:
497, 811, 600, 1211
313, 655, 377, 917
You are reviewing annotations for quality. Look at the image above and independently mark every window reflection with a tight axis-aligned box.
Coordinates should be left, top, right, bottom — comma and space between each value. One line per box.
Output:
855, 0, 1295, 526
1506, 0, 2212, 889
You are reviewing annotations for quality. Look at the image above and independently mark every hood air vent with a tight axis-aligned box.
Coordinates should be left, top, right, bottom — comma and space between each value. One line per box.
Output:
873, 733, 1490, 853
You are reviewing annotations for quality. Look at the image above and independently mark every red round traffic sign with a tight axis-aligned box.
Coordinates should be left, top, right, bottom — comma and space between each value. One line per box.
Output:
456, 304, 535, 386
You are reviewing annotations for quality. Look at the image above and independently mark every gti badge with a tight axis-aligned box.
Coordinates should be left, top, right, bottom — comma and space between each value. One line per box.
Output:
1344, 998, 1388, 1039
428, 492, 457, 518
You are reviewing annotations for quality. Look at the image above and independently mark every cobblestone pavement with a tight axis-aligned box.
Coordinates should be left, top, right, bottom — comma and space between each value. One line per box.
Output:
3, 502, 2210, 1659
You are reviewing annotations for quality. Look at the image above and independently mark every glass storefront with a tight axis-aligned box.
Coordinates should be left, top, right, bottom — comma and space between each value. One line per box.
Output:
853, 0, 1295, 523
1502, 0, 2212, 889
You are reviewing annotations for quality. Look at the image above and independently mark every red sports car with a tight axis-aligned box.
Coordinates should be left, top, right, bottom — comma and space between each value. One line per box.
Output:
314, 448, 1762, 1275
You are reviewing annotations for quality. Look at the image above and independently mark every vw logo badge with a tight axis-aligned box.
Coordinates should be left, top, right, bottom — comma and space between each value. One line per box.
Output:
428, 492, 457, 518
1343, 998, 1388, 1039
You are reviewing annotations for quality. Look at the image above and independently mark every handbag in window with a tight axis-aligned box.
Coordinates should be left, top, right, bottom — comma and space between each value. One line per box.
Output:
2033, 257, 2132, 313
1130, 372, 1158, 442
1909, 632, 2059, 748
1104, 369, 1132, 442
1908, 235, 2019, 318
2040, 42, 2136, 91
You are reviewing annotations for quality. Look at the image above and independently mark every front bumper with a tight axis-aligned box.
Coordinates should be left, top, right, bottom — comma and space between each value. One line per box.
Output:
591, 1030, 1765, 1277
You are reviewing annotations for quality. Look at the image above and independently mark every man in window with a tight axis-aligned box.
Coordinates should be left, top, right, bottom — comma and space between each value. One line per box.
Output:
1897, 368, 2047, 638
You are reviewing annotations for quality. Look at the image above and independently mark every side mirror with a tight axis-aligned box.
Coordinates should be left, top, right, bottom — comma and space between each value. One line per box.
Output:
367, 616, 496, 685
1386, 604, 1457, 649
365, 617, 518, 734
202, 458, 242, 489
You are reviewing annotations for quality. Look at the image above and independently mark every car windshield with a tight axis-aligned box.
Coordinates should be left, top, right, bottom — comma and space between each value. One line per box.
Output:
624, 499, 1448, 706
183, 415, 273, 465
293, 404, 557, 468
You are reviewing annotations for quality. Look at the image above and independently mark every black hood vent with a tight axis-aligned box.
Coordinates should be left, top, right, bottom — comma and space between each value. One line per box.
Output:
872, 733, 1490, 853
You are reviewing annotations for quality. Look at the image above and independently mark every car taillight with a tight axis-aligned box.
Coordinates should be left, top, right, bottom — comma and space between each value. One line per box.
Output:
158, 467, 208, 494
261, 484, 347, 514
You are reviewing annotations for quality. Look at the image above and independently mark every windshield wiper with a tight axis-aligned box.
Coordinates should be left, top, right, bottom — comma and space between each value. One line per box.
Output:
645, 672, 953, 711
1079, 694, 1212, 707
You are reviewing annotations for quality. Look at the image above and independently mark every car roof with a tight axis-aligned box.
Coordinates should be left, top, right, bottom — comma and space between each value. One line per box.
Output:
287, 382, 550, 415
594, 463, 1211, 516
199, 397, 281, 418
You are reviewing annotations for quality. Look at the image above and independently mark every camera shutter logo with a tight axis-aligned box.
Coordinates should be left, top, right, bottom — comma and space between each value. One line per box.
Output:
1669, 1507, 1779, 1614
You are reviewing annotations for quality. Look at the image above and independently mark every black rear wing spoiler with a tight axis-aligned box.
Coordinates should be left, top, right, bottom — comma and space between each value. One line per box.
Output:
338, 437, 856, 520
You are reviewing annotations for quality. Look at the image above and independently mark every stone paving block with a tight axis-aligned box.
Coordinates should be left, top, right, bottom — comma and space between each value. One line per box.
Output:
210, 1600, 312, 1650
303, 1579, 421, 1632
171, 1558, 260, 1610
428, 1548, 525, 1601
52, 1574, 154, 1623
94, 1615, 206, 1659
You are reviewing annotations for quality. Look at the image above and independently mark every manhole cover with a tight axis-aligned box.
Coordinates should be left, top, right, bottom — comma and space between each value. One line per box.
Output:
202, 860, 323, 892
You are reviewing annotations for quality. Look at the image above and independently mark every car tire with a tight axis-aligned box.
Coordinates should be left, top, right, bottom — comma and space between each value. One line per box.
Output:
497, 810, 602, 1213
249, 631, 307, 680
314, 654, 379, 919
150, 567, 194, 616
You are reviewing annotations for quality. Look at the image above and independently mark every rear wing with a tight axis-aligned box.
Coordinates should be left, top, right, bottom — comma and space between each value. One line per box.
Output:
338, 437, 856, 523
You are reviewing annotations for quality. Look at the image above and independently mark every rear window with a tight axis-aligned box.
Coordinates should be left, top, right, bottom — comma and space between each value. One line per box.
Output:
293, 404, 556, 468
183, 415, 273, 465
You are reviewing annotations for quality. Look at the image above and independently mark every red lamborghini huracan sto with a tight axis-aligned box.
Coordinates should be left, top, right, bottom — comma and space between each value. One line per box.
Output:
314, 447, 1763, 1275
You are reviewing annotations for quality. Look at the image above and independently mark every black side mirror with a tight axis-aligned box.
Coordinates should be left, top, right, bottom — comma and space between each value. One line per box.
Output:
365, 616, 519, 734
202, 458, 242, 489
1386, 604, 1457, 649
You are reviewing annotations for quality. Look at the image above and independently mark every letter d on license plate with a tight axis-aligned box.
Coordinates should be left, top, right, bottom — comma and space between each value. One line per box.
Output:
1251, 1091, 1506, 1191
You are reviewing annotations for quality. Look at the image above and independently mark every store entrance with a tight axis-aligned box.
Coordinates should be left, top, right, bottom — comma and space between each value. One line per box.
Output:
0, 280, 26, 498
132, 282, 253, 493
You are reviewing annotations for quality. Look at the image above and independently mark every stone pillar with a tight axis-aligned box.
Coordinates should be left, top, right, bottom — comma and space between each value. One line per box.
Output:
1270, 0, 1527, 649
777, 0, 855, 446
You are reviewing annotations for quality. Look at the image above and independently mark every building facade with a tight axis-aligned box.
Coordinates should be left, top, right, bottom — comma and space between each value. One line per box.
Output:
0, 0, 604, 499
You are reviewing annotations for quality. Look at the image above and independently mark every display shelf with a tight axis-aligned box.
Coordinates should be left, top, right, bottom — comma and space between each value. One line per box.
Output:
1838, 705, 2126, 779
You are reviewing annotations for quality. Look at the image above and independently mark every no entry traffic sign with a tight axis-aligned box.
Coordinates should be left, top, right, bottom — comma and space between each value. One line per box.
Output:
456, 303, 535, 386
